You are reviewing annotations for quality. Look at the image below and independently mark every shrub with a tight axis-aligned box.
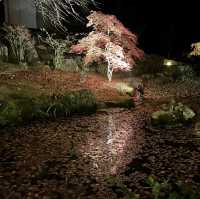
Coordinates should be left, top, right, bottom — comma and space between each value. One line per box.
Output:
136, 55, 195, 81
146, 176, 200, 199
106, 176, 200, 199
135, 54, 165, 76
3, 24, 38, 64
38, 29, 72, 70
70, 11, 144, 81
164, 64, 194, 81
0, 100, 22, 126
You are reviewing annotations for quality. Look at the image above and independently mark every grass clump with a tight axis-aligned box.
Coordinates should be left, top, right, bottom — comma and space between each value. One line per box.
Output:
3, 25, 38, 65
0, 89, 96, 127
115, 82, 134, 96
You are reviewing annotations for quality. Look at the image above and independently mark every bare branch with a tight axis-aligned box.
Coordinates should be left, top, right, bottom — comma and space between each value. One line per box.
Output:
35, 0, 97, 31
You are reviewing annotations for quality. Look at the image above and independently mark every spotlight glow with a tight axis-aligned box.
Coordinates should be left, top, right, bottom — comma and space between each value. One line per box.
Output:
166, 61, 172, 66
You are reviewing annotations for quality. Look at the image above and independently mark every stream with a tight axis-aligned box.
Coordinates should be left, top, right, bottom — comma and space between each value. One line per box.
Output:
0, 105, 200, 199
0, 108, 146, 198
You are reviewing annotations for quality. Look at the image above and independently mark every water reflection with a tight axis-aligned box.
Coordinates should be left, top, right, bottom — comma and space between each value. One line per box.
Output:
10, 108, 144, 183
79, 109, 144, 177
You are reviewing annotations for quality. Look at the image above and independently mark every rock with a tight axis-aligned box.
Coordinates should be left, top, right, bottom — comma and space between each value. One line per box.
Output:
182, 105, 196, 120
151, 100, 195, 128
151, 110, 176, 127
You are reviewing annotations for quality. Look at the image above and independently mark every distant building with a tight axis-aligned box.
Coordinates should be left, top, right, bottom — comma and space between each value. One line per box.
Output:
4, 0, 42, 29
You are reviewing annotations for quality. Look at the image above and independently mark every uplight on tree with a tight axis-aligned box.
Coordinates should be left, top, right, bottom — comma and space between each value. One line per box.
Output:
71, 11, 144, 81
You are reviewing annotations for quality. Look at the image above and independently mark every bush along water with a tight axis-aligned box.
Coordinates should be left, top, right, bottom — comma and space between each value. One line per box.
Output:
0, 89, 97, 127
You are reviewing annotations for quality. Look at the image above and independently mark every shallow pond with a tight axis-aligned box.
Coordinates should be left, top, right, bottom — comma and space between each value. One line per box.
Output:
0, 108, 146, 198
1, 104, 200, 199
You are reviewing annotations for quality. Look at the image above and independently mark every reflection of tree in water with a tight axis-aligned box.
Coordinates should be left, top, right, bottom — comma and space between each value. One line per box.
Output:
79, 109, 144, 177
107, 113, 117, 174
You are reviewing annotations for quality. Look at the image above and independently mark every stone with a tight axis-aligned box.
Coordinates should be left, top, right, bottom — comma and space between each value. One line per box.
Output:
151, 110, 176, 127
151, 101, 195, 128
182, 105, 196, 121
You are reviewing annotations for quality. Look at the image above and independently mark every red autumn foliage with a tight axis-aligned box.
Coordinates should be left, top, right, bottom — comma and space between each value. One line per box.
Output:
70, 11, 144, 80
86, 11, 144, 64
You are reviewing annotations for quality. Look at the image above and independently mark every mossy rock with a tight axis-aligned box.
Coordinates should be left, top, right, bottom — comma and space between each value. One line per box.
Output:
151, 100, 195, 128
151, 110, 182, 128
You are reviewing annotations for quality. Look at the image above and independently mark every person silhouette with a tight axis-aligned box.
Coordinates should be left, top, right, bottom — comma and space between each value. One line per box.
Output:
132, 83, 144, 104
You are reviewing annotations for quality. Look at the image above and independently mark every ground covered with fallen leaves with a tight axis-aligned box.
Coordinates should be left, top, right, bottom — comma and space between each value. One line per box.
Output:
0, 67, 129, 102
0, 68, 200, 198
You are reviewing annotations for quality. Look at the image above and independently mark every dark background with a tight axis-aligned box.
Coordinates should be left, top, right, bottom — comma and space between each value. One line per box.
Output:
0, 1, 4, 25
99, 0, 200, 60
0, 0, 199, 60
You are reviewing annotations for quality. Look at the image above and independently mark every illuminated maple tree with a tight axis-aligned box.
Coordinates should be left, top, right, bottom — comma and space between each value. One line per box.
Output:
71, 11, 144, 81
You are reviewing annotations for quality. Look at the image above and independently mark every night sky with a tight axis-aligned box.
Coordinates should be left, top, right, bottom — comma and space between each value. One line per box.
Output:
0, 1, 4, 25
0, 0, 199, 60
100, 0, 200, 60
